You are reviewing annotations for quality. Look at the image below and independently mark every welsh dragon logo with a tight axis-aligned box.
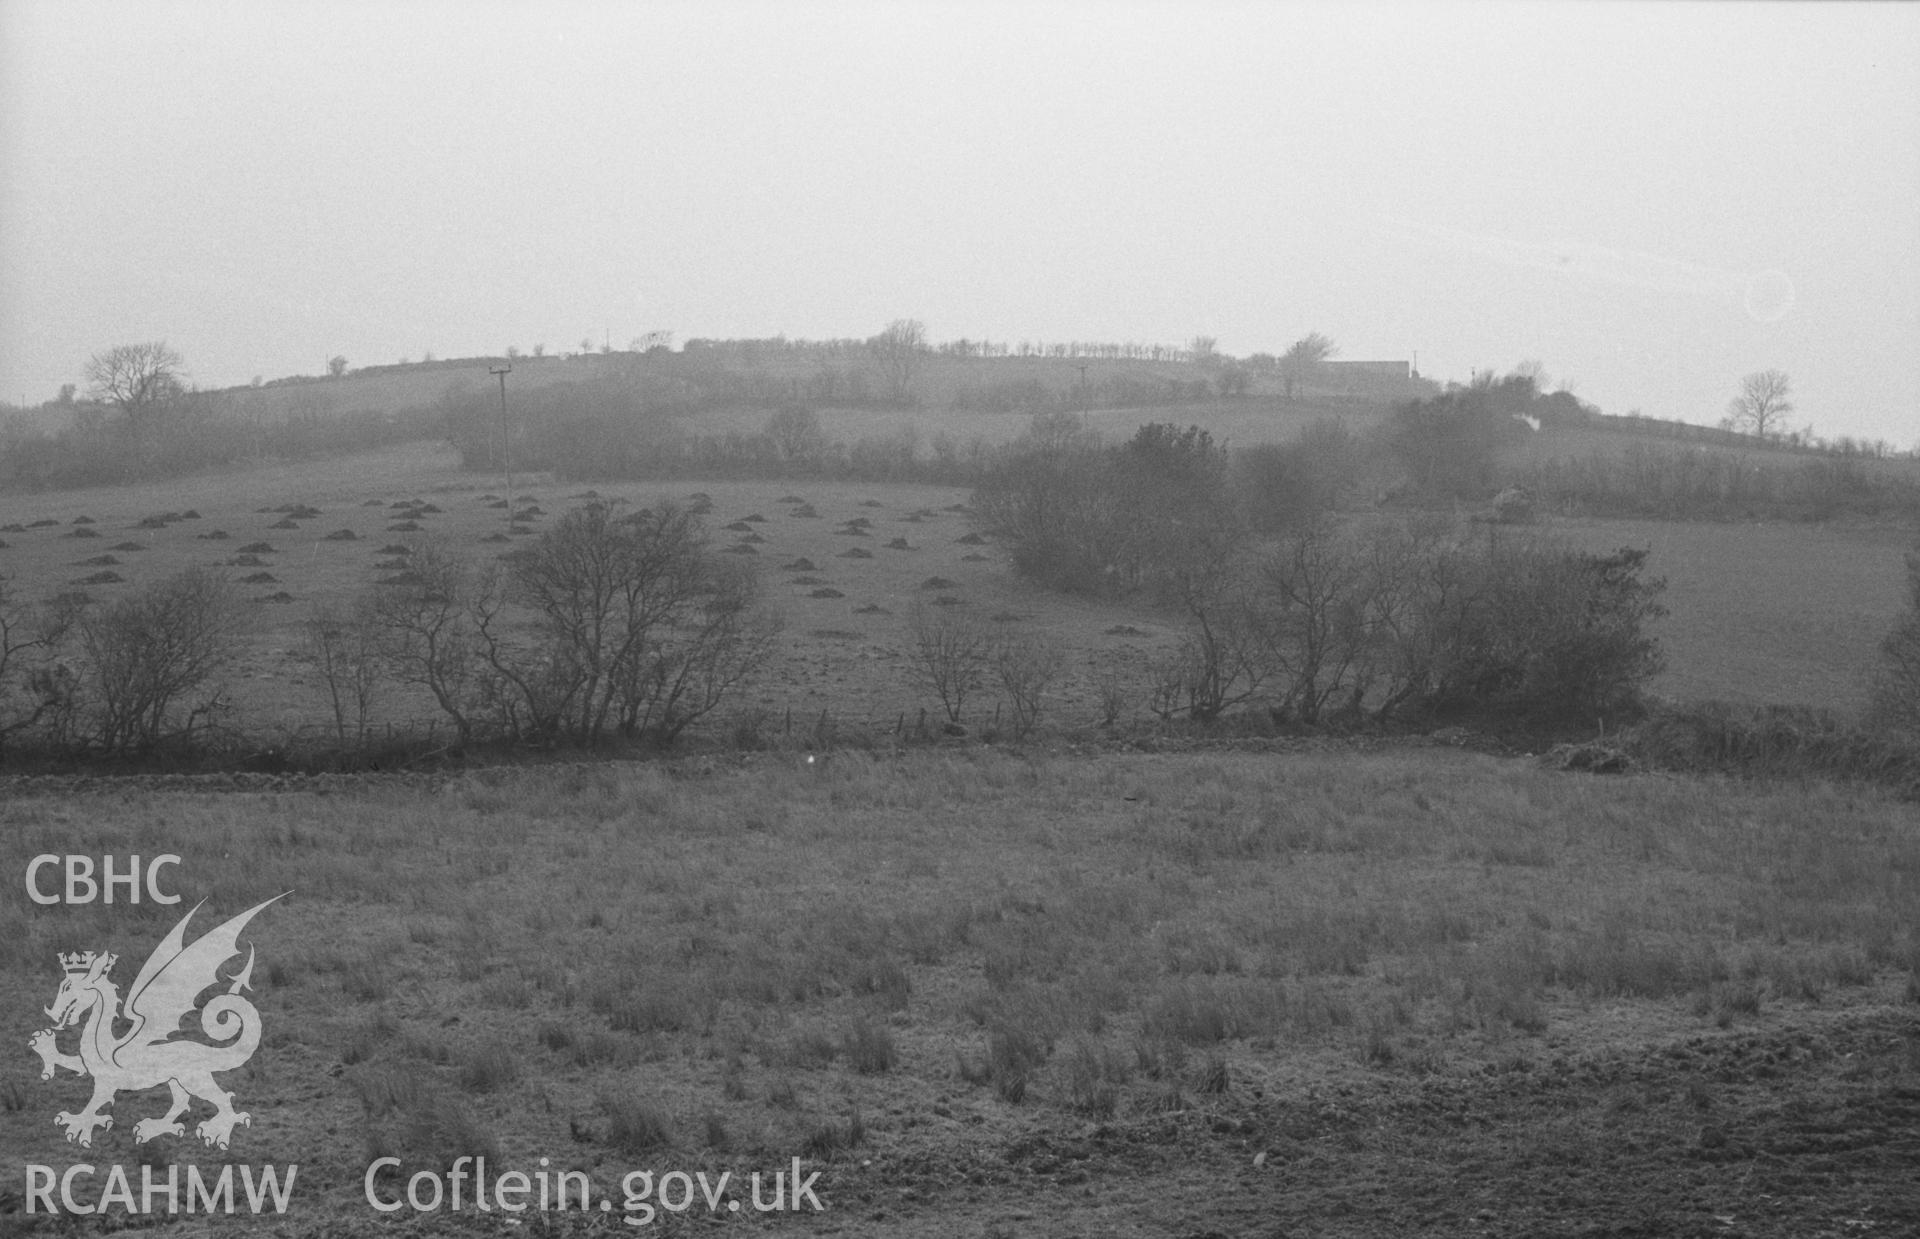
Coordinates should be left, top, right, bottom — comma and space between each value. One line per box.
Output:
28, 895, 283, 1150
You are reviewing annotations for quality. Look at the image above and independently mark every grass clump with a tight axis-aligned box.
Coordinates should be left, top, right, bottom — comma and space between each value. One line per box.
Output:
959, 1020, 1052, 1104
356, 1069, 502, 1176
842, 1017, 899, 1074
801, 1110, 865, 1160
458, 1039, 519, 1092
1058, 1036, 1131, 1116
604, 1094, 675, 1154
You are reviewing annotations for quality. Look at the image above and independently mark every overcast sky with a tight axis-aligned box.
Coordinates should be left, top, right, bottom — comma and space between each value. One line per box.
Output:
2, 1, 1915, 443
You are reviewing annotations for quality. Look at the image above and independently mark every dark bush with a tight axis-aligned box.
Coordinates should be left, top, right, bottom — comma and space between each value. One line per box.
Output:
1235, 419, 1364, 533
1384, 373, 1535, 500
1426, 538, 1667, 724
1868, 552, 1920, 738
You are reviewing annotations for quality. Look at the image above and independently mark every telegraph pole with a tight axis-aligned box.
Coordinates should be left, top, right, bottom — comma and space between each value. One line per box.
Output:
490, 363, 513, 525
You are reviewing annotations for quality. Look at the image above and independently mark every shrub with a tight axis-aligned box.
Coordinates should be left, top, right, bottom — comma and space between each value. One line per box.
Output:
765, 405, 826, 468
1143, 518, 1667, 730
1626, 699, 1920, 788
971, 412, 1125, 595
477, 503, 781, 744
76, 567, 244, 753
994, 633, 1066, 738
1869, 552, 1920, 737
1298, 521, 1668, 727
1257, 520, 1378, 724
905, 600, 992, 724
1235, 419, 1364, 533
1424, 536, 1667, 724
301, 596, 385, 746
0, 577, 80, 754
1384, 373, 1534, 500
370, 536, 482, 743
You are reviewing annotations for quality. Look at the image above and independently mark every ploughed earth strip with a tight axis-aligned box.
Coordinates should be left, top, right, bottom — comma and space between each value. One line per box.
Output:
830, 1007, 1920, 1239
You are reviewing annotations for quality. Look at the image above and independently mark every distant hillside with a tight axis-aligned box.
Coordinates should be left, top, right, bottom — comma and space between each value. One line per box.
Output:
1508, 400, 1919, 479
205, 343, 1435, 425
1497, 398, 1920, 522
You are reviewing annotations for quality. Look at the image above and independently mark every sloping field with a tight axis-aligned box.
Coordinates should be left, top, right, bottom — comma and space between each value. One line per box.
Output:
2, 748, 1915, 1234
0, 444, 1173, 738
0, 445, 1911, 739
1548, 515, 1912, 712
1509, 419, 1920, 482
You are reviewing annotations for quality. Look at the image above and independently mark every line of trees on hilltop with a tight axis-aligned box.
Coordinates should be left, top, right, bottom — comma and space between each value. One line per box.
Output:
669, 333, 1238, 365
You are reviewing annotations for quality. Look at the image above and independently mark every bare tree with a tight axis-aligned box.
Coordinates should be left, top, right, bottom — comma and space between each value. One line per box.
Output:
611, 558, 780, 744
370, 537, 482, 743
1259, 522, 1378, 723
869, 319, 928, 407
1091, 658, 1135, 728
475, 503, 780, 745
905, 600, 992, 724
1279, 332, 1337, 401
993, 632, 1066, 738
0, 577, 80, 753
302, 596, 385, 745
77, 568, 244, 753
1170, 583, 1277, 721
765, 405, 827, 467
84, 341, 185, 431
487, 503, 703, 742
1723, 369, 1794, 438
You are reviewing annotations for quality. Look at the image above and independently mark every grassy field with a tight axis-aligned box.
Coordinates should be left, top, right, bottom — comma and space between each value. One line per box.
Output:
1549, 515, 1912, 711
2, 437, 1917, 1235
0, 442, 1910, 746
1511, 419, 1920, 479
3, 748, 1915, 1234
0, 443, 1175, 740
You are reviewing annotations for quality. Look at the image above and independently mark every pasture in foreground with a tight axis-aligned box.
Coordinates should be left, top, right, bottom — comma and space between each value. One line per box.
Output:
2, 746, 1916, 1235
